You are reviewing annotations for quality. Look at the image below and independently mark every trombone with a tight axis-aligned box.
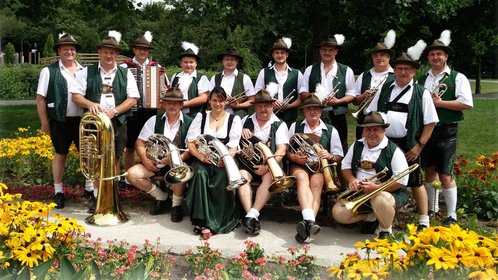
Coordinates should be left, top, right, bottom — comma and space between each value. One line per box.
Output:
336, 167, 388, 200
274, 89, 296, 114
226, 90, 247, 106
351, 75, 388, 119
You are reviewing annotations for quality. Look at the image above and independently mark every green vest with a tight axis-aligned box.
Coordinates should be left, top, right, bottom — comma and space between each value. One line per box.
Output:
46, 62, 69, 122
308, 62, 348, 115
243, 116, 283, 153
360, 71, 395, 94
351, 140, 398, 182
377, 82, 424, 149
417, 70, 463, 124
171, 72, 204, 116
214, 70, 245, 96
85, 64, 130, 124
294, 120, 333, 151
263, 67, 299, 122
154, 111, 193, 149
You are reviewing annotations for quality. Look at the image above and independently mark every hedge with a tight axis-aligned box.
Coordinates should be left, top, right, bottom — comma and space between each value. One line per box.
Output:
0, 64, 41, 100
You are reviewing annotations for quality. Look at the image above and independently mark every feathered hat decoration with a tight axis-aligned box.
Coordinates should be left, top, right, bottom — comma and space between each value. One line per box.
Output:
181, 41, 199, 55
314, 83, 329, 103
54, 32, 81, 51
282, 37, 292, 49
265, 82, 279, 99
144, 31, 153, 43
394, 39, 426, 69
384, 30, 396, 49
108, 30, 122, 44
334, 34, 345, 46
59, 32, 66, 39
426, 29, 454, 55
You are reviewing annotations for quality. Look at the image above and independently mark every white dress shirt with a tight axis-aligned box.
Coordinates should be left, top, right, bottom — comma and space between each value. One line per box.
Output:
422, 66, 473, 108
241, 113, 288, 145
254, 65, 304, 101
170, 70, 212, 114
138, 112, 184, 144
210, 69, 255, 114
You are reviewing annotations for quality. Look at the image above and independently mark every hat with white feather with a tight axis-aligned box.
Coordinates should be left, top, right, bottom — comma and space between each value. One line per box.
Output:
178, 41, 200, 61
53, 32, 81, 52
132, 31, 154, 49
316, 34, 345, 48
97, 30, 122, 51
270, 37, 292, 52
369, 30, 396, 57
394, 40, 427, 69
252, 82, 278, 104
425, 30, 454, 55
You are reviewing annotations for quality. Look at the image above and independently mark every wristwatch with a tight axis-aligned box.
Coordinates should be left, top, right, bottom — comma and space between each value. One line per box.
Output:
113, 108, 119, 117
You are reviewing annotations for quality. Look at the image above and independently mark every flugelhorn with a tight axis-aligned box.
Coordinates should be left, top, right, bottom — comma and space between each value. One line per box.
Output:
351, 75, 388, 119
340, 164, 419, 215
274, 89, 296, 114
430, 76, 449, 98
79, 112, 129, 226
226, 90, 247, 105
254, 142, 296, 193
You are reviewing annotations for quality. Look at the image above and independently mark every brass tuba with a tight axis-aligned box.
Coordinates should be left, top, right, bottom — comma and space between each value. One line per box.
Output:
254, 142, 296, 193
339, 164, 419, 215
79, 112, 129, 226
145, 134, 194, 184
194, 134, 247, 191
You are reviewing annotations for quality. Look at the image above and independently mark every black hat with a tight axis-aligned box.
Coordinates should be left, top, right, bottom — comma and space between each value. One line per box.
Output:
161, 87, 185, 101
369, 30, 396, 57
425, 30, 454, 55
316, 34, 345, 48
252, 89, 276, 104
300, 94, 324, 109
178, 41, 200, 61
53, 33, 81, 52
270, 37, 292, 52
358, 111, 390, 128
217, 48, 243, 63
97, 30, 122, 51
131, 31, 153, 49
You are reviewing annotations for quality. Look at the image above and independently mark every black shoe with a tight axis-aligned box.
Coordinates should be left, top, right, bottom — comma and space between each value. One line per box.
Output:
54, 193, 65, 209
296, 221, 309, 242
82, 190, 95, 200
307, 220, 321, 236
416, 224, 427, 233
295, 233, 307, 243
377, 231, 391, 240
87, 199, 96, 214
241, 217, 255, 235
149, 200, 169, 215
442, 216, 457, 227
171, 206, 184, 222
428, 210, 435, 218
118, 180, 134, 191
251, 219, 261, 235
360, 220, 379, 234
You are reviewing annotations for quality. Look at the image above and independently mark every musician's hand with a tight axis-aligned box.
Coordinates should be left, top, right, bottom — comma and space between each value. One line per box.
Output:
317, 149, 331, 160
104, 109, 114, 119
217, 160, 225, 168
143, 159, 160, 172
348, 179, 362, 191
242, 129, 253, 140
88, 103, 104, 115
405, 145, 421, 162
254, 165, 268, 176
292, 153, 307, 165
326, 97, 340, 106
160, 157, 172, 167
359, 181, 379, 193
358, 89, 375, 102
273, 100, 283, 110
432, 94, 443, 108
40, 122, 50, 135
199, 153, 211, 165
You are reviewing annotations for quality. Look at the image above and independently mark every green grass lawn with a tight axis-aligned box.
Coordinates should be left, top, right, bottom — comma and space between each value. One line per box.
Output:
0, 99, 497, 160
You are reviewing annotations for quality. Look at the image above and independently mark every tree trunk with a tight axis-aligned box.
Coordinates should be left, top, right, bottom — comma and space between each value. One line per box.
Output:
476, 57, 481, 95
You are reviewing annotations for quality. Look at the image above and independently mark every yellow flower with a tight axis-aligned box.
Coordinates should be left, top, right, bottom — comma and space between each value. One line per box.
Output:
362, 263, 389, 280
419, 226, 450, 244
426, 247, 458, 270
328, 262, 346, 278
468, 267, 498, 280
13, 247, 41, 268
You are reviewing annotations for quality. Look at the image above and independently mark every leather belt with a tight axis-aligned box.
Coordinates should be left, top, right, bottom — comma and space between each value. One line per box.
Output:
358, 160, 375, 170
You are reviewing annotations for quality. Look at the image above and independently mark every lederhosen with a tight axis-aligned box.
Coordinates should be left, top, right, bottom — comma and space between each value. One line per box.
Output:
171, 72, 205, 117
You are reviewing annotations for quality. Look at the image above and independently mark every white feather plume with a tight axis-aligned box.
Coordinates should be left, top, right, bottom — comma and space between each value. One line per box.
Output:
265, 82, 279, 98
314, 83, 329, 103
407, 40, 427, 61
334, 34, 345, 46
59, 32, 66, 39
108, 30, 122, 43
178, 75, 193, 94
181, 41, 199, 55
144, 31, 153, 43
384, 30, 396, 49
439, 30, 451, 46
282, 37, 292, 49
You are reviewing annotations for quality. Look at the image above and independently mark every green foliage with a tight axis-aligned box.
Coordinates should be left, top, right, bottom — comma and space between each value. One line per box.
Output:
3, 43, 16, 64
0, 64, 40, 99
43, 33, 55, 57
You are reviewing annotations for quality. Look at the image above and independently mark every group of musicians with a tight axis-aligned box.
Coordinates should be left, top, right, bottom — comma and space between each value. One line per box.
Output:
37, 29, 473, 242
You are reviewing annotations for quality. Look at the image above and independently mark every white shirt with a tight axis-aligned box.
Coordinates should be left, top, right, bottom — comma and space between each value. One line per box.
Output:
241, 113, 288, 145
186, 112, 242, 148
69, 63, 140, 110
367, 80, 439, 138
210, 69, 255, 114
138, 112, 184, 145
342, 136, 409, 185
355, 68, 394, 114
36, 60, 85, 117
287, 119, 344, 157
422, 66, 473, 108
170, 70, 212, 114
254, 65, 304, 101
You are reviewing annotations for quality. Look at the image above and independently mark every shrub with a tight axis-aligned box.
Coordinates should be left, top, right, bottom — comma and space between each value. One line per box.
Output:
3, 43, 16, 64
0, 64, 40, 99
43, 33, 55, 57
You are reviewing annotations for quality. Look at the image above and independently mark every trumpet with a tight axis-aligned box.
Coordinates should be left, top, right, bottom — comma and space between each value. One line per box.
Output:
351, 75, 388, 119
430, 76, 449, 98
323, 81, 341, 101
274, 89, 296, 114
339, 164, 419, 215
226, 90, 247, 105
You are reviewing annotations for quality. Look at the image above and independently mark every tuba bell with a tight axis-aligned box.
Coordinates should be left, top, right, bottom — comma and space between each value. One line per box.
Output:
255, 142, 296, 193
195, 134, 247, 191
79, 112, 129, 226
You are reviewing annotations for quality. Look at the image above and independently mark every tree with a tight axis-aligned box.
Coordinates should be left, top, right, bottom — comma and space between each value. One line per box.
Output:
4, 43, 16, 64
43, 33, 55, 57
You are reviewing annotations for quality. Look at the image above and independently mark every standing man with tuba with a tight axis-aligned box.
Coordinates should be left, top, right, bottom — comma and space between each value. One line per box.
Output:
301, 35, 356, 153
71, 30, 139, 212
254, 37, 303, 126
419, 30, 473, 226
127, 87, 193, 222
367, 41, 438, 232
353, 30, 396, 140
237, 88, 290, 235
332, 111, 409, 239
286, 94, 343, 243
36, 33, 94, 209
210, 48, 255, 118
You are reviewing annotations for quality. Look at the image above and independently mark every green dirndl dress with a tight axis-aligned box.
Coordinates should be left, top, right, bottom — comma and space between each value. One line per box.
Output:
186, 160, 240, 234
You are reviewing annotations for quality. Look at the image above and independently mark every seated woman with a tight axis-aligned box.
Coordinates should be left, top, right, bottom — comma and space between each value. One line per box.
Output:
185, 87, 243, 237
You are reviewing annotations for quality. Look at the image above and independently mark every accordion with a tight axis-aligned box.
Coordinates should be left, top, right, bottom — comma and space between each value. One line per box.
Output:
130, 66, 166, 109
